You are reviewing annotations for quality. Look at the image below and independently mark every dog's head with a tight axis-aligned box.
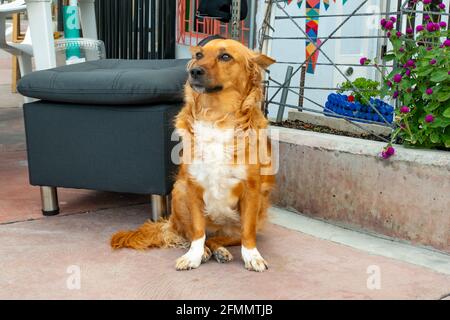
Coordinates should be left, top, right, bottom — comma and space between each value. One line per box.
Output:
187, 38, 275, 94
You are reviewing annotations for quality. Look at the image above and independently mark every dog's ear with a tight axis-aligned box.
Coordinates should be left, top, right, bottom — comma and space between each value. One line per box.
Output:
251, 53, 276, 69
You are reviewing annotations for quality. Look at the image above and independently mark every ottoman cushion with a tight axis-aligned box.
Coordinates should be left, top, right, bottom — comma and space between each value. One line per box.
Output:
23, 101, 181, 194
17, 59, 189, 105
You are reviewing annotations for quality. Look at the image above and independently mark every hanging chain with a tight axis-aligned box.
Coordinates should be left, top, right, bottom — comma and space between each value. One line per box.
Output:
231, 0, 242, 40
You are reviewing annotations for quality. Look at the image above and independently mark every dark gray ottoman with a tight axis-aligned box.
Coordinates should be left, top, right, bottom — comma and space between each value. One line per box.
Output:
17, 59, 189, 219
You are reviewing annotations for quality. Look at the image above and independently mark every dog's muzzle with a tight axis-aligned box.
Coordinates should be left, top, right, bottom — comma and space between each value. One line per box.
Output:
188, 67, 223, 94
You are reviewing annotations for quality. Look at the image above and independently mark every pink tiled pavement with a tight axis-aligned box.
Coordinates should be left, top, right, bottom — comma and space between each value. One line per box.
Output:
0, 149, 149, 224
0, 205, 449, 300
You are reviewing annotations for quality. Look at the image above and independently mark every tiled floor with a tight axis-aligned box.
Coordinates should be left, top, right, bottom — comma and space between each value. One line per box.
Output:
0, 56, 449, 299
1, 206, 450, 300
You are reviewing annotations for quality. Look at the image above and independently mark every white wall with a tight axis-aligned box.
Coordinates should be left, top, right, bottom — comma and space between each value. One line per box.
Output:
261, 0, 383, 119
176, 43, 191, 59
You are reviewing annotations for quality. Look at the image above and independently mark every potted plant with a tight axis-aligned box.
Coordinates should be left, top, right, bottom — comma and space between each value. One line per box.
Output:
360, 0, 450, 157
325, 77, 394, 124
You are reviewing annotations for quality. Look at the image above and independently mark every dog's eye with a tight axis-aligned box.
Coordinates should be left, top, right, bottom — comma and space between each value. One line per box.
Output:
219, 53, 232, 61
195, 52, 203, 60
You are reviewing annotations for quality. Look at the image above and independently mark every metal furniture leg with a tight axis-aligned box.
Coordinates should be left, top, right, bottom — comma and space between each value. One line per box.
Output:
151, 194, 167, 222
40, 186, 59, 216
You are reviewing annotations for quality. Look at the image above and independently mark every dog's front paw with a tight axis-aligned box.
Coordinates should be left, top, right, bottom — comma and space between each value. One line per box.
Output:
241, 246, 268, 272
175, 253, 203, 270
176, 235, 205, 271
213, 247, 233, 263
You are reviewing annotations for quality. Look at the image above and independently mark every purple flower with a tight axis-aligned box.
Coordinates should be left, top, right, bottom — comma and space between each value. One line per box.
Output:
393, 91, 399, 98
380, 18, 387, 27
393, 74, 403, 83
386, 80, 393, 87
426, 46, 433, 51
424, 14, 431, 21
427, 22, 437, 32
399, 47, 405, 53
406, 27, 414, 34
400, 106, 410, 113
386, 32, 391, 38
440, 21, 447, 29
408, 0, 419, 8
405, 69, 411, 76
423, 0, 432, 4
360, 57, 368, 65
390, 16, 397, 23
381, 146, 396, 159
443, 39, 450, 47
439, 3, 446, 9
416, 25, 424, 32
406, 59, 415, 67
385, 21, 394, 30
396, 31, 402, 37
386, 146, 395, 156
426, 88, 433, 95
430, 59, 437, 65
448, 71, 450, 75
425, 114, 434, 123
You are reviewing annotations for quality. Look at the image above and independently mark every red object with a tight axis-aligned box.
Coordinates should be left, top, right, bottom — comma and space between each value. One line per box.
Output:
347, 95, 355, 102
177, 0, 250, 46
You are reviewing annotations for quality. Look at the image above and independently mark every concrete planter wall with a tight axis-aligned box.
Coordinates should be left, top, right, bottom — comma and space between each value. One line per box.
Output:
271, 126, 450, 253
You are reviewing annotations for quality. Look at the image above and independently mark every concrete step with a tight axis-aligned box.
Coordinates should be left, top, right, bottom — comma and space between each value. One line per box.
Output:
270, 207, 450, 276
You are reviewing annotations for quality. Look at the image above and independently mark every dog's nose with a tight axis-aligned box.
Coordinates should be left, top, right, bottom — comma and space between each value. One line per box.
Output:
190, 67, 205, 79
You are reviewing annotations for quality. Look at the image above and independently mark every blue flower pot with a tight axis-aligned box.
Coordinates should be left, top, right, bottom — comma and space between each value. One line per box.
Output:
324, 93, 394, 124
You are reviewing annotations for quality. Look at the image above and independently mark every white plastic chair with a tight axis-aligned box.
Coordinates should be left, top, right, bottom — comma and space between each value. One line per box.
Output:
0, 0, 33, 77
1, 0, 98, 76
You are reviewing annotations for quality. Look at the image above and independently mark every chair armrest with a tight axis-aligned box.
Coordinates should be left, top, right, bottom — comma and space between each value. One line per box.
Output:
0, 0, 26, 16
0, 1, 26, 53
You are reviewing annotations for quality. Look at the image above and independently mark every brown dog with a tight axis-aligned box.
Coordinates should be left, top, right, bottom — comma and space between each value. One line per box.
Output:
111, 38, 276, 272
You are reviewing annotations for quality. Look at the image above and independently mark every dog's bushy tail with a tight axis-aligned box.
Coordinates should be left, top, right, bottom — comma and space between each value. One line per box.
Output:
110, 219, 188, 250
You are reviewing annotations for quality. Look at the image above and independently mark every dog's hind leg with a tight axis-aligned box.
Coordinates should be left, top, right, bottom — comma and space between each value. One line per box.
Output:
206, 237, 241, 263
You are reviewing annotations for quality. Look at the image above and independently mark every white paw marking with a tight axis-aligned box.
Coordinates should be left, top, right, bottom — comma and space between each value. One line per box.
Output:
241, 246, 268, 272
175, 235, 205, 271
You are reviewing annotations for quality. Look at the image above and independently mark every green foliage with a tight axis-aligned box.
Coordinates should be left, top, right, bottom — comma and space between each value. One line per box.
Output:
337, 78, 381, 105
375, 12, 450, 150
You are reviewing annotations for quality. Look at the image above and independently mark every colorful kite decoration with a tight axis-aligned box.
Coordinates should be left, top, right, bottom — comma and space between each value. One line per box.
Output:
285, 0, 348, 74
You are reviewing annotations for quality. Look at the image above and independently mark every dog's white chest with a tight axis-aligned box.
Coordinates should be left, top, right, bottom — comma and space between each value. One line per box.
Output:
188, 121, 246, 224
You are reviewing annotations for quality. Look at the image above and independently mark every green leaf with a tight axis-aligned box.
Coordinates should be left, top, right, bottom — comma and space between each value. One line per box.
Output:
430, 131, 440, 144
444, 134, 450, 148
416, 68, 433, 77
444, 107, 450, 118
403, 93, 413, 105
430, 70, 449, 83
437, 91, 450, 102
426, 101, 440, 111
383, 54, 396, 61
430, 118, 450, 128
